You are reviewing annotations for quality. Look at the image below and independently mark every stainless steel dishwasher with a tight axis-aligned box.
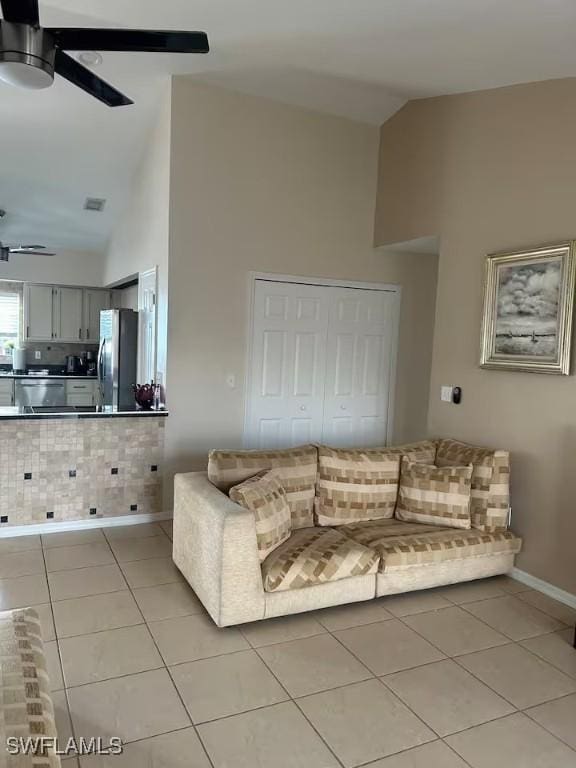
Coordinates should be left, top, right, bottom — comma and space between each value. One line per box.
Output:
14, 379, 67, 408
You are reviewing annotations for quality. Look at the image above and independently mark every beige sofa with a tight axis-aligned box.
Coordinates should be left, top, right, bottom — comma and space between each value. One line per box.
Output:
173, 439, 522, 627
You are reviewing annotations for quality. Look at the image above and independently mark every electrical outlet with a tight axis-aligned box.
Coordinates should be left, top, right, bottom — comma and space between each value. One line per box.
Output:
441, 385, 453, 403
34, 351, 41, 360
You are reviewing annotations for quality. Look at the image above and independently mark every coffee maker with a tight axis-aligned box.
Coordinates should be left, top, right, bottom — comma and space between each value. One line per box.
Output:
85, 350, 96, 376
65, 355, 81, 374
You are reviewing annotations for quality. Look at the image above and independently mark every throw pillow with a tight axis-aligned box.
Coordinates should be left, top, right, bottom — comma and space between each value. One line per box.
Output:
316, 441, 436, 526
208, 444, 318, 529
395, 457, 473, 529
229, 471, 292, 560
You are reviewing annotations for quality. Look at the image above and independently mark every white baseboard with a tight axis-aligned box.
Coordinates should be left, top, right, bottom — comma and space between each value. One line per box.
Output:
0, 511, 173, 538
511, 567, 576, 611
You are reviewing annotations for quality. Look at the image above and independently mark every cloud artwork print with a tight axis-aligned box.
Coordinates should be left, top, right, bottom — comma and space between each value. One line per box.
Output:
480, 242, 576, 375
495, 261, 560, 357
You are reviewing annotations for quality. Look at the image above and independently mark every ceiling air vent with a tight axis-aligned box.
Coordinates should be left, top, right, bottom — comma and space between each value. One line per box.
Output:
84, 197, 106, 212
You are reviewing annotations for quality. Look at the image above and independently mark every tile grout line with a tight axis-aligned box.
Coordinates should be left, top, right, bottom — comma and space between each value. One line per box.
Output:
104, 528, 217, 768
38, 534, 78, 761
522, 695, 576, 755
389, 595, 576, 747
156, 526, 217, 768
59, 569, 573, 739
323, 620, 447, 743
25, 535, 576, 764
329, 595, 576, 758
44, 528, 202, 763
390, 605, 527, 714
242, 627, 348, 768
457, 595, 570, 634
290, 614, 449, 748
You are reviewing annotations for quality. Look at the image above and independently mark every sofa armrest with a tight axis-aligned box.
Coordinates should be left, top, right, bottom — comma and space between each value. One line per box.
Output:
173, 472, 265, 626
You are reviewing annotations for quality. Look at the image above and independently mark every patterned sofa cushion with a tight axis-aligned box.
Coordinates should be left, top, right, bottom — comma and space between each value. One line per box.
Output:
261, 527, 380, 592
316, 440, 437, 527
208, 445, 317, 529
435, 438, 510, 532
396, 457, 473, 529
340, 519, 521, 570
0, 607, 61, 768
230, 471, 291, 561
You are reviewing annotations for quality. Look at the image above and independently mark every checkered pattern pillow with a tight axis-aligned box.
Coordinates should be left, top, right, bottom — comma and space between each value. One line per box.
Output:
316, 441, 437, 526
208, 445, 317, 529
230, 471, 291, 561
395, 457, 473, 529
435, 439, 510, 532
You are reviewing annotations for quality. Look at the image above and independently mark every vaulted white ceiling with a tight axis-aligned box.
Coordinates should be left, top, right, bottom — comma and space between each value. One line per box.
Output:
2, 0, 576, 253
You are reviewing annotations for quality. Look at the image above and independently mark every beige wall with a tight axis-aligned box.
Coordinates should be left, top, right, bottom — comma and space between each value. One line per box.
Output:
165, 79, 437, 502
375, 78, 576, 594
0, 249, 104, 286
104, 85, 171, 384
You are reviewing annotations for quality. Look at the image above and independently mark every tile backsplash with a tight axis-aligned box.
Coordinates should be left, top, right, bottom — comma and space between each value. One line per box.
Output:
24, 342, 99, 367
0, 343, 99, 368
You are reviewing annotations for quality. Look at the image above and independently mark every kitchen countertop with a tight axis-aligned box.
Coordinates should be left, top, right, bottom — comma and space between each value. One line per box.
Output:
0, 373, 97, 379
0, 405, 168, 420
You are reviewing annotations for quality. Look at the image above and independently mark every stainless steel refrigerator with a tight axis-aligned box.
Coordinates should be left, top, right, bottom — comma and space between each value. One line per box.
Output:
98, 309, 138, 409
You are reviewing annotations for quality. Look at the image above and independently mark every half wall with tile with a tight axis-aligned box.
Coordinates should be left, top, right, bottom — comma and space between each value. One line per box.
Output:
0, 416, 165, 526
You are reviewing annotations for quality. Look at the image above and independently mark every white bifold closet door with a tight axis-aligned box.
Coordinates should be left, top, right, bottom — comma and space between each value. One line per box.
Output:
246, 279, 399, 450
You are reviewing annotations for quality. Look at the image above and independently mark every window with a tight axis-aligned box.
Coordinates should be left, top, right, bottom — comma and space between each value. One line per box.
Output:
0, 292, 20, 350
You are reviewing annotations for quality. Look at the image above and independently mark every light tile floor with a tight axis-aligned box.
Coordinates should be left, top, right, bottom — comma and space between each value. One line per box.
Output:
1, 521, 576, 767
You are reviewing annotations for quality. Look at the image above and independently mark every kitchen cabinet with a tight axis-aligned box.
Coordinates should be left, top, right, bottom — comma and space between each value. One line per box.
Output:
53, 287, 84, 342
84, 289, 110, 343
66, 379, 97, 406
24, 285, 54, 341
24, 285, 111, 344
0, 379, 14, 406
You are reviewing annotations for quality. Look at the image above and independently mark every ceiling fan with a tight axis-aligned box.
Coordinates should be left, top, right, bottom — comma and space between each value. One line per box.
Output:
0, 243, 55, 261
0, 0, 209, 106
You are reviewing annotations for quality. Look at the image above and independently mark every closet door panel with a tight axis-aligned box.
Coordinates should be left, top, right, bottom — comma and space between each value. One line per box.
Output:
322, 288, 396, 448
246, 281, 329, 449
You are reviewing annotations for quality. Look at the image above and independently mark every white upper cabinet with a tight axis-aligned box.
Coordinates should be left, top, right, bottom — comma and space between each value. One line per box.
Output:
24, 284, 54, 341
53, 287, 84, 342
84, 289, 111, 343
24, 284, 112, 344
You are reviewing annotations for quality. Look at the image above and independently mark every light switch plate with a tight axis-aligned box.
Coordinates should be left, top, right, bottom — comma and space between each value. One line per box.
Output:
34, 351, 41, 360
441, 385, 453, 403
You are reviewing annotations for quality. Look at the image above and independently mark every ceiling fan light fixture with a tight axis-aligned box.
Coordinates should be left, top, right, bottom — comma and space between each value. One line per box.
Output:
0, 22, 55, 89
0, 58, 53, 89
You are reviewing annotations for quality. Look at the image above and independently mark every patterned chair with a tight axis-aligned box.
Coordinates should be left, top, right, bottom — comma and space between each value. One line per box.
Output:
0, 608, 61, 767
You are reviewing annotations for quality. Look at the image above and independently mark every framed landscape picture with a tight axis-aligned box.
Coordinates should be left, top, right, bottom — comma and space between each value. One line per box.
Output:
480, 242, 576, 374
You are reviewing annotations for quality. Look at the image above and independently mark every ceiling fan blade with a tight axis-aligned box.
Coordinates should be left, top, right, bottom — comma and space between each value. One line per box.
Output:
9, 248, 55, 255
54, 50, 132, 107
0, 0, 39, 25
46, 28, 209, 54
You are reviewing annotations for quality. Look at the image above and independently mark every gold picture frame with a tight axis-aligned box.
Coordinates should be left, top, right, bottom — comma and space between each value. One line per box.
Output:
480, 242, 576, 375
